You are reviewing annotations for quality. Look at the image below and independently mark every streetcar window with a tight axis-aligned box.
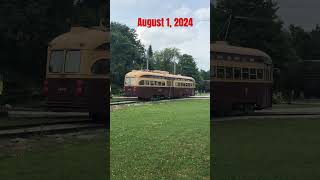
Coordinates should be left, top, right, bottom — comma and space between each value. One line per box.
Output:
146, 81, 150, 85
217, 54, 224, 60
162, 82, 165, 86
213, 66, 216, 77
91, 59, 109, 74
167, 81, 171, 86
139, 80, 144, 86
49, 51, 64, 73
234, 67, 241, 80
250, 69, 257, 80
257, 69, 263, 80
150, 81, 155, 86
157, 81, 161, 86
242, 68, 249, 80
125, 77, 135, 86
226, 67, 233, 79
65, 51, 81, 73
217, 66, 225, 79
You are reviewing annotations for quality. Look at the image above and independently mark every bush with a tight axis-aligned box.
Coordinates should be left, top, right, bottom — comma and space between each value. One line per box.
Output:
272, 92, 286, 104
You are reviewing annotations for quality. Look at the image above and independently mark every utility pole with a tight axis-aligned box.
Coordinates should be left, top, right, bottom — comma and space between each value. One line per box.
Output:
173, 56, 177, 75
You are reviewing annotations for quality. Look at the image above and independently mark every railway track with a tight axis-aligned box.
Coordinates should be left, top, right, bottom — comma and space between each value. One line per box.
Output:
0, 96, 206, 137
0, 120, 105, 138
110, 96, 210, 106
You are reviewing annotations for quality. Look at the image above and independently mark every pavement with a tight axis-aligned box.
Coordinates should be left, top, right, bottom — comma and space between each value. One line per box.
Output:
8, 111, 88, 118
213, 115, 320, 122
0, 123, 101, 137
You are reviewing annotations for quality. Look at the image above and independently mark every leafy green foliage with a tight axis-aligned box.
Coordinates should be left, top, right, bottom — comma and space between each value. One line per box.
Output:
153, 48, 180, 73
177, 54, 200, 80
110, 22, 146, 90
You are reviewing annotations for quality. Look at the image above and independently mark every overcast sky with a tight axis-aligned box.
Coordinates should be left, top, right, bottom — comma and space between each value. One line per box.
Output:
111, 0, 210, 71
277, 0, 320, 30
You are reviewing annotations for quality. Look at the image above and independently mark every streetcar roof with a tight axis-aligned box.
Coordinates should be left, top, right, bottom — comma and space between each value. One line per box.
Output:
211, 41, 272, 64
125, 70, 195, 81
49, 26, 109, 50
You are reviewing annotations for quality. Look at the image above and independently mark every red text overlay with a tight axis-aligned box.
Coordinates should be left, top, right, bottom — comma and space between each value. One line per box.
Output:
137, 18, 193, 28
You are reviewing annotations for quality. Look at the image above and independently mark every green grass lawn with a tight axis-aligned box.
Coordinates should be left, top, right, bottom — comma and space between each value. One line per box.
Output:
111, 99, 210, 179
0, 130, 109, 180
213, 118, 320, 180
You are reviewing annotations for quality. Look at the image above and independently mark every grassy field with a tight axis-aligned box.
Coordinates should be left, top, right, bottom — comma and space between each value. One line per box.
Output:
0, 130, 109, 180
213, 118, 320, 180
111, 99, 210, 179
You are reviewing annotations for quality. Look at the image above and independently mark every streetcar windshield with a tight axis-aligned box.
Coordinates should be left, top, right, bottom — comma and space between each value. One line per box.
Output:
49, 51, 64, 73
65, 50, 81, 73
125, 77, 135, 86
49, 50, 81, 73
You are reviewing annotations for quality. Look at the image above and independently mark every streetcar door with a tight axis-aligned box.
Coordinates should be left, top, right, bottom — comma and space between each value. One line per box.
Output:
167, 80, 172, 98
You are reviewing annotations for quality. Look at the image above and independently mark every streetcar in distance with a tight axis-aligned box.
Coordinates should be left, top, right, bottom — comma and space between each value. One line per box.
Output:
211, 41, 273, 115
124, 70, 195, 99
44, 26, 110, 122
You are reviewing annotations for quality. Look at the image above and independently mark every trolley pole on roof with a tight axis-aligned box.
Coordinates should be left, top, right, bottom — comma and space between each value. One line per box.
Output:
225, 13, 232, 41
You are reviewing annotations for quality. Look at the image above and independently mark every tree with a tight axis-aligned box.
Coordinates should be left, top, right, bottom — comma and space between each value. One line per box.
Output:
198, 70, 210, 92
146, 45, 155, 70
153, 48, 180, 73
309, 25, 320, 59
288, 24, 312, 60
213, 0, 299, 69
177, 54, 200, 82
111, 22, 146, 91
147, 45, 153, 58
